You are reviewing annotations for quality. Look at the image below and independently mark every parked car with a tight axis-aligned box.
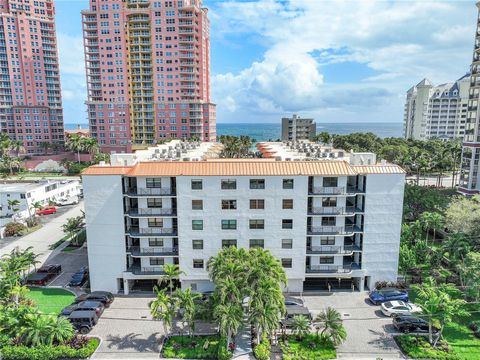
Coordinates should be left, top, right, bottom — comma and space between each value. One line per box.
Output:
25, 264, 62, 286
74, 291, 114, 307
284, 296, 304, 307
61, 300, 105, 317
280, 305, 312, 328
368, 288, 409, 305
381, 300, 422, 317
56, 196, 79, 206
67, 310, 98, 334
68, 270, 89, 287
36, 206, 57, 215
393, 315, 439, 334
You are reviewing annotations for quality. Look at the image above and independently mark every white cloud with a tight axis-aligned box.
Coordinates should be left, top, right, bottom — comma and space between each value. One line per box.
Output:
211, 0, 475, 123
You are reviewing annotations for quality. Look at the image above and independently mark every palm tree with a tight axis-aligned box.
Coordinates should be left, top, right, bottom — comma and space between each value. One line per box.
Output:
1, 155, 22, 175
10, 140, 24, 157
314, 307, 347, 345
150, 287, 176, 335
62, 216, 85, 246
7, 199, 20, 217
83, 138, 100, 156
214, 302, 243, 350
158, 263, 184, 296
291, 315, 310, 340
174, 288, 201, 337
66, 134, 84, 163
0, 133, 12, 157
20, 312, 53, 346
315, 131, 332, 145
47, 315, 74, 345
420, 212, 444, 244
38, 142, 50, 155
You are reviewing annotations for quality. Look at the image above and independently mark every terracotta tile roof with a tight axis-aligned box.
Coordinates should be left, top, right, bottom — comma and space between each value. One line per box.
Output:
351, 164, 406, 174
82, 166, 133, 176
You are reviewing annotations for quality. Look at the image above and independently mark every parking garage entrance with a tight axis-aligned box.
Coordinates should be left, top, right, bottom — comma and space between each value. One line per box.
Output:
303, 277, 355, 292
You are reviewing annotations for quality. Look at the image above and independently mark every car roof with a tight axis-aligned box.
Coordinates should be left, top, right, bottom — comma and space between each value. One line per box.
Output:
285, 296, 303, 303
285, 305, 310, 315
77, 300, 102, 307
90, 291, 112, 296
68, 310, 97, 319
388, 300, 405, 306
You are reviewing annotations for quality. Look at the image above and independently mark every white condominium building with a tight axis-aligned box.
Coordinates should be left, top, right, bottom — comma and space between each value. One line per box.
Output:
83, 149, 405, 295
403, 74, 469, 140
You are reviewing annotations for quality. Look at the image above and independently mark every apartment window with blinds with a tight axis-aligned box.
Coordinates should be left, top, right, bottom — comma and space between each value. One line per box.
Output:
221, 220, 237, 230
191, 180, 202, 190
148, 218, 163, 227
281, 258, 292, 268
282, 239, 293, 249
321, 237, 335, 245
320, 257, 335, 264
323, 177, 338, 187
250, 199, 265, 209
282, 199, 293, 209
282, 219, 293, 229
221, 200, 237, 210
283, 179, 294, 189
192, 240, 203, 249
321, 217, 336, 226
250, 179, 265, 189
249, 219, 264, 229
193, 259, 204, 269
146, 178, 162, 188
192, 200, 203, 210
221, 179, 236, 190
249, 239, 264, 248
147, 198, 162, 208
150, 258, 164, 266
222, 239, 237, 248
322, 197, 337, 207
192, 220, 203, 230
148, 238, 163, 247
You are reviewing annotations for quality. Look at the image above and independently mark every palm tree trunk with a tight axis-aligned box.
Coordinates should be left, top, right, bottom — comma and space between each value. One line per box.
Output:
428, 322, 433, 344
77, 150, 80, 164
227, 329, 231, 350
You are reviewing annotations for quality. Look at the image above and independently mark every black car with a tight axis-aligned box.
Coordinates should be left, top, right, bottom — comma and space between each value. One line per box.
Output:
280, 305, 312, 328
61, 300, 105, 317
74, 291, 114, 307
37, 264, 62, 274
67, 310, 98, 334
68, 267, 89, 287
393, 315, 439, 334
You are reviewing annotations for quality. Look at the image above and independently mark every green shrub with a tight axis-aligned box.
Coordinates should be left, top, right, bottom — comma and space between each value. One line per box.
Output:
162, 335, 222, 359
396, 335, 459, 360
469, 320, 480, 332
280, 334, 336, 360
4, 222, 26, 237
0, 338, 99, 360
217, 336, 233, 360
0, 334, 11, 347
254, 334, 270, 360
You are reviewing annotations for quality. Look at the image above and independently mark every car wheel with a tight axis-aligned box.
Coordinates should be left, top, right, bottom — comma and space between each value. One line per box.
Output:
79, 327, 89, 334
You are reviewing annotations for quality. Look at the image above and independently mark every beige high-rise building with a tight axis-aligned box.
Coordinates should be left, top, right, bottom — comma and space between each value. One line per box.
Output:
403, 75, 469, 141
281, 114, 316, 141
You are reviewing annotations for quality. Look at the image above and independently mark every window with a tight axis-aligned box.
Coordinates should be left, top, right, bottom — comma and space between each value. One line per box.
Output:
282, 219, 293, 229
148, 218, 163, 227
283, 179, 294, 189
148, 238, 164, 247
222, 200, 237, 210
250, 179, 265, 189
249, 219, 265, 229
192, 239, 203, 249
282, 199, 293, 209
282, 258, 292, 268
147, 198, 162, 208
282, 239, 293, 249
191, 179, 202, 190
192, 200, 203, 210
146, 178, 162, 188
250, 199, 265, 209
322, 197, 337, 207
192, 220, 203, 230
193, 259, 204, 269
150, 258, 164, 266
320, 257, 334, 264
321, 237, 335, 245
221, 220, 237, 230
222, 239, 237, 248
221, 179, 236, 189
321, 217, 336, 226
190, 283, 197, 291
249, 239, 264, 248
323, 177, 338, 187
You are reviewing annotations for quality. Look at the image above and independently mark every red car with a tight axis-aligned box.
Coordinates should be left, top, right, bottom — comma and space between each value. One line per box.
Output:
36, 206, 57, 215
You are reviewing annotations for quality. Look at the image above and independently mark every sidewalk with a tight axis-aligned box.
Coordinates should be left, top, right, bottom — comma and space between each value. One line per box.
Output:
233, 317, 252, 358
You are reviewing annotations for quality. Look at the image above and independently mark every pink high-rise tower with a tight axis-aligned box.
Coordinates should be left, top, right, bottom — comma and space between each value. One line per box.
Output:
81, 0, 216, 153
0, 0, 64, 154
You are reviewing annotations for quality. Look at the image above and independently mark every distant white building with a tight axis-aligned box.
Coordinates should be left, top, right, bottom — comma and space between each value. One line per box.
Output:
82, 142, 405, 295
0, 180, 81, 220
403, 74, 470, 140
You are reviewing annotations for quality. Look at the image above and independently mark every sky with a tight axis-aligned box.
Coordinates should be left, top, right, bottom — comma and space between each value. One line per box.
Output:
55, 0, 477, 125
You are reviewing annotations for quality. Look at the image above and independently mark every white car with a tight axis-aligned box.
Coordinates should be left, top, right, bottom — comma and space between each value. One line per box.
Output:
381, 300, 422, 317
56, 196, 79, 206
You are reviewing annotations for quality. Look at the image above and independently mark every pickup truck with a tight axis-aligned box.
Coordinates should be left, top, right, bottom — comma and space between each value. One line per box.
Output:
26, 264, 62, 286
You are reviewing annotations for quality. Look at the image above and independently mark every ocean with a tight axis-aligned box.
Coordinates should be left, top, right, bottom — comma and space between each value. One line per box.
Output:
65, 122, 403, 142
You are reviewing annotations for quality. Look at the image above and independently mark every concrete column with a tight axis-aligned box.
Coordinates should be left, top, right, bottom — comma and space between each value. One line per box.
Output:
357, 277, 365, 292
123, 279, 129, 295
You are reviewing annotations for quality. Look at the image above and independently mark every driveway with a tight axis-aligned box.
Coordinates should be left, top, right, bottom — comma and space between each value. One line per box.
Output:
46, 246, 88, 288
89, 296, 163, 359
303, 292, 405, 359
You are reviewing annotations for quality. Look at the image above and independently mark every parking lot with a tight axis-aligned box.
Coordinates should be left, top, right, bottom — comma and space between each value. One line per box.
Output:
304, 292, 405, 359
46, 246, 88, 289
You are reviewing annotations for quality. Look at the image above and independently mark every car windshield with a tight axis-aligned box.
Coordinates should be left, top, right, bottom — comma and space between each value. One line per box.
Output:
383, 301, 393, 308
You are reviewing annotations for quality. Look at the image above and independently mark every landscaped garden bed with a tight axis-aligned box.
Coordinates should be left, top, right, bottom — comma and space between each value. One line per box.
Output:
161, 335, 231, 359
280, 334, 337, 360
395, 335, 459, 360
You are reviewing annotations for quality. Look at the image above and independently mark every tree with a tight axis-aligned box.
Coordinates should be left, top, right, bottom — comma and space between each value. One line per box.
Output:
413, 278, 467, 345
291, 315, 310, 340
62, 216, 85, 247
0, 155, 22, 175
398, 243, 417, 278
314, 307, 346, 345
38, 141, 50, 155
458, 252, 480, 301
150, 287, 176, 334
7, 199, 20, 217
314, 131, 332, 144
10, 140, 24, 157
174, 287, 201, 337
65, 134, 84, 163
158, 264, 184, 296
20, 313, 54, 346
214, 302, 243, 350
46, 315, 75, 345
445, 195, 480, 237
419, 212, 444, 244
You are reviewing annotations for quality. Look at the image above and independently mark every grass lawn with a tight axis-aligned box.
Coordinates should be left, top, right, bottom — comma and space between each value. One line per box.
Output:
25, 288, 75, 315
443, 314, 480, 360
162, 335, 225, 359
280, 334, 336, 360
19, 223, 42, 236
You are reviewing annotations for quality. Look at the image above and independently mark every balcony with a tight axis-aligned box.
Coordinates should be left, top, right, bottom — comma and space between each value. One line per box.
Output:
306, 262, 361, 274
310, 186, 344, 195
125, 187, 175, 196
127, 264, 165, 275
126, 227, 177, 237
306, 244, 361, 254
127, 246, 178, 256
126, 208, 176, 217
307, 225, 363, 235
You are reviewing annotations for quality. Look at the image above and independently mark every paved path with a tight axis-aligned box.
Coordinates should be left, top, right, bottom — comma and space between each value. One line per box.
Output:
233, 316, 252, 358
0, 202, 84, 266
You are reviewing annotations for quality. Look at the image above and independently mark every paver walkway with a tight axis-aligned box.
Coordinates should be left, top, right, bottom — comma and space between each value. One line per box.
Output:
233, 316, 252, 358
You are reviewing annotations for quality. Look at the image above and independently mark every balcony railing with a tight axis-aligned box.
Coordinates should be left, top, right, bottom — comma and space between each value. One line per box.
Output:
308, 206, 363, 215
307, 225, 363, 235
127, 246, 178, 256
125, 188, 175, 196
310, 186, 344, 195
127, 208, 176, 216
306, 262, 361, 274
126, 227, 177, 236
306, 244, 362, 254
128, 264, 165, 275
